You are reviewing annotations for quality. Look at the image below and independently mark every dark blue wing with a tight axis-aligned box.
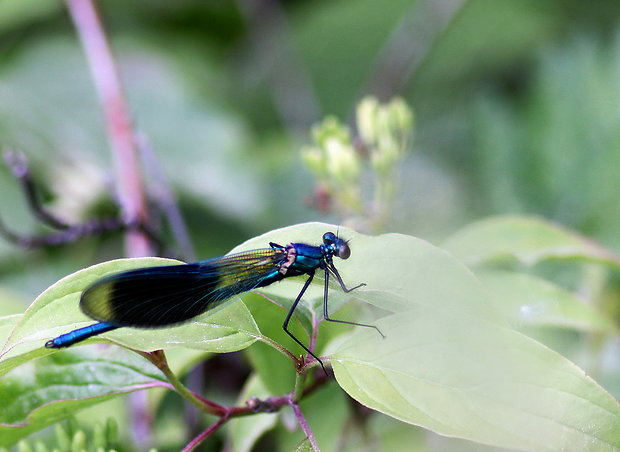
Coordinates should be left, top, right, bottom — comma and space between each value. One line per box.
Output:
80, 248, 286, 327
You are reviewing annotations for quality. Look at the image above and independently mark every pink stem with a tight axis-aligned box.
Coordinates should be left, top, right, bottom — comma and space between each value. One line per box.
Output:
181, 415, 230, 452
290, 398, 320, 451
65, 0, 152, 257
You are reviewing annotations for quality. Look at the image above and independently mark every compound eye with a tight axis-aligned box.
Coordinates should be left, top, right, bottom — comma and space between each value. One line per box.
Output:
337, 242, 351, 259
323, 232, 336, 245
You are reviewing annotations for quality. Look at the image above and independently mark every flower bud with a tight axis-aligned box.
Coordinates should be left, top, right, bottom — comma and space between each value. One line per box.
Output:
357, 96, 380, 145
388, 97, 414, 141
325, 137, 360, 185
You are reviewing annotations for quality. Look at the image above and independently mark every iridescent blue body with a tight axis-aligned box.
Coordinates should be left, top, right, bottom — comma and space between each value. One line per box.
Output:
45, 232, 381, 370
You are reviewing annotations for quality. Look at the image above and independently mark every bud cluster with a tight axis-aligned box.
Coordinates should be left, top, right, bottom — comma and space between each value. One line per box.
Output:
301, 97, 414, 230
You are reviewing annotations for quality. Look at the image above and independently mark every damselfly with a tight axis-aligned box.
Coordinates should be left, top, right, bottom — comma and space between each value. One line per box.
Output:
45, 232, 383, 372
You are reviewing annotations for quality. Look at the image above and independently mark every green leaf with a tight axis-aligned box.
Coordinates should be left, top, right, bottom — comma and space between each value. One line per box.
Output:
332, 309, 620, 450
245, 281, 316, 340
0, 0, 61, 33
268, 221, 620, 449
0, 314, 47, 378
369, 416, 430, 452
237, 222, 503, 389
164, 347, 212, 378
0, 315, 21, 345
234, 222, 501, 322
443, 216, 620, 268
0, 347, 165, 447
228, 373, 278, 452
0, 257, 261, 376
478, 271, 618, 334
243, 294, 297, 394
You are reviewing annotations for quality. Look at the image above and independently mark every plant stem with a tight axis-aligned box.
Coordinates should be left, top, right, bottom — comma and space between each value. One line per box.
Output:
290, 399, 320, 451
141, 350, 225, 416
65, 0, 152, 258
181, 416, 229, 452
293, 370, 307, 402
257, 334, 298, 362
137, 348, 331, 450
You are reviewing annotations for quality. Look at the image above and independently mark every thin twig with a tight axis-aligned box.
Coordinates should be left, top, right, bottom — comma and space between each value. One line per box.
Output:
177, 389, 327, 451
65, 0, 152, 258
0, 202, 166, 251
140, 350, 226, 416
290, 399, 320, 451
0, 215, 121, 247
135, 346, 330, 450
3, 150, 69, 230
182, 415, 230, 452
1, 145, 169, 250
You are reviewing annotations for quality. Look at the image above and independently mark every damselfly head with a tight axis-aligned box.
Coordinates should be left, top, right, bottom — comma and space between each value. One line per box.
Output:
323, 231, 351, 260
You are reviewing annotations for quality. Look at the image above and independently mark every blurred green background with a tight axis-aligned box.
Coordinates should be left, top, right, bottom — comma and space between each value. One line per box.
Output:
2, 0, 620, 450
1, 0, 620, 301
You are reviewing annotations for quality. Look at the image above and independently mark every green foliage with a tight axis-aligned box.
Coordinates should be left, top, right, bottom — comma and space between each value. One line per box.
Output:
2, 222, 619, 450
443, 216, 620, 269
0, 0, 61, 33
1, 2, 620, 450
333, 311, 619, 450
0, 346, 165, 446
472, 34, 620, 248
11, 417, 121, 452
478, 271, 617, 333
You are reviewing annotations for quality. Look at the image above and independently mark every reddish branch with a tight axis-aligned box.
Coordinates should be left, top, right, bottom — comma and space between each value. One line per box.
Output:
181, 386, 325, 452
65, 0, 152, 258
145, 349, 328, 451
